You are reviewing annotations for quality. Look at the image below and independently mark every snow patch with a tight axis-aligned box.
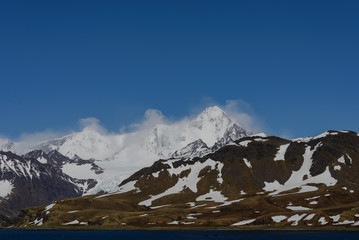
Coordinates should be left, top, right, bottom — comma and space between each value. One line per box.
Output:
30, 218, 43, 226
62, 163, 99, 179
292, 137, 312, 143
67, 210, 79, 213
62, 220, 80, 225
0, 180, 13, 198
254, 138, 268, 142
182, 221, 195, 225
168, 221, 179, 225
190, 203, 207, 209
298, 185, 318, 193
263, 180, 281, 192
196, 189, 228, 203
330, 214, 341, 222
287, 206, 312, 211
45, 203, 55, 211
305, 196, 320, 200
304, 214, 316, 220
186, 213, 202, 219
273, 143, 290, 161
37, 157, 47, 164
231, 219, 256, 226
271, 215, 287, 223
152, 171, 160, 178
288, 214, 307, 226
243, 158, 252, 168
207, 198, 244, 209
313, 131, 338, 140
239, 140, 251, 147
334, 165, 341, 171
150, 204, 171, 209
251, 133, 267, 138
318, 217, 328, 225
334, 220, 354, 225
338, 156, 346, 164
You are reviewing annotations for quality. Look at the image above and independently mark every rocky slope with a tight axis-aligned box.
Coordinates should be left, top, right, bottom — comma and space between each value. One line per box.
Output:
13, 130, 359, 229
0, 150, 103, 222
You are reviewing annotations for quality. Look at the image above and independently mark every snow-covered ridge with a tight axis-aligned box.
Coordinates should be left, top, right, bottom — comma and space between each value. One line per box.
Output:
292, 130, 350, 143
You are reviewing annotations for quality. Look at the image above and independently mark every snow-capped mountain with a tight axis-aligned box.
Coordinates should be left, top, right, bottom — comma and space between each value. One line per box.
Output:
0, 106, 252, 194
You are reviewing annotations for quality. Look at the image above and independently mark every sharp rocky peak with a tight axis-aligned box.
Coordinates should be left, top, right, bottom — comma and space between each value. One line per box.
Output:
193, 106, 231, 125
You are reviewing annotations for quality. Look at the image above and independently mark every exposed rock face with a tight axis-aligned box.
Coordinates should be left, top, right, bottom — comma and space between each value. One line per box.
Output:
13, 130, 359, 229
0, 150, 103, 221
172, 139, 210, 158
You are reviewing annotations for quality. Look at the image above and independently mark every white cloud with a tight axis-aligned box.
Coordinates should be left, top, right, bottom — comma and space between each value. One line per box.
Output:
128, 109, 167, 132
79, 117, 107, 134
14, 130, 69, 154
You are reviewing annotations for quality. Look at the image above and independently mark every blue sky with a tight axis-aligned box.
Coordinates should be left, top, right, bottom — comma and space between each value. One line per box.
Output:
0, 0, 358, 139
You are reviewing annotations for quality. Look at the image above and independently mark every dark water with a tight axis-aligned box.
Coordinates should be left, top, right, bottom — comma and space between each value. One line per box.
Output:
0, 229, 358, 240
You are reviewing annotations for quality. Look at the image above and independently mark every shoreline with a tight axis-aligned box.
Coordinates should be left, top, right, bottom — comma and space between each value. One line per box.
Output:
2, 226, 359, 231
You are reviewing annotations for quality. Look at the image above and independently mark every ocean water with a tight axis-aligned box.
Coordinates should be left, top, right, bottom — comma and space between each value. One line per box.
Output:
0, 230, 358, 240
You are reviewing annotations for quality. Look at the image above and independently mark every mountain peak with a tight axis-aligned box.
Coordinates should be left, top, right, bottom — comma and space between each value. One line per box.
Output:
196, 106, 229, 121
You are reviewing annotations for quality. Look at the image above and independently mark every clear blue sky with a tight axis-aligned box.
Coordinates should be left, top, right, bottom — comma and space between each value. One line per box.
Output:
1, 0, 358, 139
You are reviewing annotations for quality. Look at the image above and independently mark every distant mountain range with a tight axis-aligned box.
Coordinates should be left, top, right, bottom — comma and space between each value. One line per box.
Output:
12, 130, 359, 228
0, 106, 252, 221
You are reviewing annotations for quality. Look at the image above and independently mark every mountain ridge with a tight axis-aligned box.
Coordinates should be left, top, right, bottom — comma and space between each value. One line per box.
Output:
11, 130, 359, 229
0, 149, 103, 220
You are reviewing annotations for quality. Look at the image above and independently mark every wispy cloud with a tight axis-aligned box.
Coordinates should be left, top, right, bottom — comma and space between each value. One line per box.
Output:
15, 130, 69, 153
221, 99, 264, 134
79, 117, 107, 134
128, 109, 167, 132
